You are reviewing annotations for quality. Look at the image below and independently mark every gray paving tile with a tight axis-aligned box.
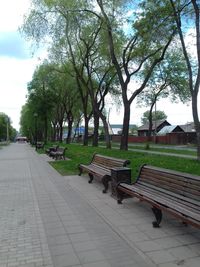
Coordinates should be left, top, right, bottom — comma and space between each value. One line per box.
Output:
73, 240, 98, 252
49, 243, 75, 256
69, 232, 91, 243
52, 253, 80, 267
64, 225, 86, 234
2, 144, 200, 267
146, 250, 176, 264
77, 249, 105, 264
47, 234, 71, 245
83, 261, 112, 267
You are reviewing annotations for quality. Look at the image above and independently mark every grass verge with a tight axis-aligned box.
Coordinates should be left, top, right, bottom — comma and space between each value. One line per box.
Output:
48, 143, 200, 181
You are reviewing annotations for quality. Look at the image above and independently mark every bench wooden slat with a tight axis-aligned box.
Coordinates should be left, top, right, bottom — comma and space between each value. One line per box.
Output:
136, 183, 200, 213
50, 147, 67, 160
139, 175, 200, 201
140, 167, 200, 187
117, 164, 200, 228
78, 154, 130, 193
139, 168, 200, 200
118, 183, 200, 222
137, 181, 200, 209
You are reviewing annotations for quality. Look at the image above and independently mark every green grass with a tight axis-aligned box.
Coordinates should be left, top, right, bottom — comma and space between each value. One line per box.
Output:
105, 142, 197, 156
47, 143, 200, 181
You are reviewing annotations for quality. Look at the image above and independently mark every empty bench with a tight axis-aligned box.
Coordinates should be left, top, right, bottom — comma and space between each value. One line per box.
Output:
46, 145, 59, 156
50, 147, 67, 160
35, 142, 44, 150
78, 154, 130, 193
116, 164, 200, 228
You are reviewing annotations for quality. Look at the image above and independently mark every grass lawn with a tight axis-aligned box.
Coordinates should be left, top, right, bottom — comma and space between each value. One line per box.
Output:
48, 143, 200, 181
101, 142, 197, 156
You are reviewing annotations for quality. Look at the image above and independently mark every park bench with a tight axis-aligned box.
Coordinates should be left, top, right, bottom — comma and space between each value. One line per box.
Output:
46, 145, 59, 156
78, 153, 130, 193
35, 142, 44, 150
50, 147, 67, 160
116, 164, 200, 229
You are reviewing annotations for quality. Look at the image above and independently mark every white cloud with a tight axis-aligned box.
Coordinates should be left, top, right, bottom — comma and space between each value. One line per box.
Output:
0, 0, 30, 32
0, 0, 40, 131
0, 56, 38, 130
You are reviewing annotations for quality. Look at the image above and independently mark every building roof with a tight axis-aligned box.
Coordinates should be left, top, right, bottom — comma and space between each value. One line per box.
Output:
180, 122, 195, 132
157, 125, 184, 135
138, 120, 170, 131
110, 124, 136, 129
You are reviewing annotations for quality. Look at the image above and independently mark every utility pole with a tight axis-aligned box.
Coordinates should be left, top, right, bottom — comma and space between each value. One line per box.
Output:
6, 117, 9, 143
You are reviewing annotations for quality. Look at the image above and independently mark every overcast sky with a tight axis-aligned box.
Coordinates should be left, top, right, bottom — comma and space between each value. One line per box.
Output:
0, 0, 39, 131
0, 0, 196, 131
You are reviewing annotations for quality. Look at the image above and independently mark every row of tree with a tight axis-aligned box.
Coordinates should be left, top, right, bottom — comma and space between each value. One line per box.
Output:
0, 113, 17, 142
20, 0, 200, 159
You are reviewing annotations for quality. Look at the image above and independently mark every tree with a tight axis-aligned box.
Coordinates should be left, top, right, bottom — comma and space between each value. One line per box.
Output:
27, 63, 58, 143
168, 0, 200, 160
141, 110, 167, 125
138, 47, 190, 138
96, 0, 176, 150
0, 113, 15, 141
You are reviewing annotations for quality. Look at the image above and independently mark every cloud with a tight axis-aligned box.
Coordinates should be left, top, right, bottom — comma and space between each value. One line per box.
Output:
0, 0, 30, 32
0, 31, 30, 59
0, 56, 39, 130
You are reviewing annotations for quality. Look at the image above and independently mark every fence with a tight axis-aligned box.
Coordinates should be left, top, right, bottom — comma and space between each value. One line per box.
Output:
111, 132, 197, 145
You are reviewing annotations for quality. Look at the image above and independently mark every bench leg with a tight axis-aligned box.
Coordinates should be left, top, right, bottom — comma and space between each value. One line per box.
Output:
88, 173, 94, 183
102, 176, 110, 194
152, 207, 162, 228
78, 165, 82, 176
116, 189, 124, 204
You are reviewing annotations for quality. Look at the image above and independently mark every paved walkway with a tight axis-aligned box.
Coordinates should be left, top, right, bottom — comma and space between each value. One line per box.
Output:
0, 143, 200, 267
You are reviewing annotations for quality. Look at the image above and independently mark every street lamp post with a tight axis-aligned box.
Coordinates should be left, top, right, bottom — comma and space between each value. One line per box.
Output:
34, 113, 38, 149
6, 117, 9, 143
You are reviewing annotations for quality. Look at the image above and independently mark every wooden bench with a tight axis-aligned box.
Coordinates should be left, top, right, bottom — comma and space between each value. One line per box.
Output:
78, 154, 130, 193
46, 145, 59, 156
116, 164, 200, 229
50, 147, 67, 160
35, 142, 44, 150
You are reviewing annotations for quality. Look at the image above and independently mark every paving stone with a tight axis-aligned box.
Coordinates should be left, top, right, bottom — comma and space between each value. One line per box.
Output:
77, 249, 105, 263
52, 253, 80, 267
146, 250, 176, 264
83, 261, 112, 267
1, 144, 200, 267
49, 243, 75, 256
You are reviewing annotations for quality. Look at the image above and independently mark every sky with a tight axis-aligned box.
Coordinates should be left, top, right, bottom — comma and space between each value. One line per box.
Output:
0, 0, 196, 132
0, 0, 40, 131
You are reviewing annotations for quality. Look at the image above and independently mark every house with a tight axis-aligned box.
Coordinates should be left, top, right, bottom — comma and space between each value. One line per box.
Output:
110, 124, 122, 135
180, 122, 195, 133
137, 120, 171, 136
157, 125, 184, 135
110, 124, 137, 135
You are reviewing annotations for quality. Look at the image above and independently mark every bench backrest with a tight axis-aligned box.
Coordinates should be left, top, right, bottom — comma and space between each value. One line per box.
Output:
91, 154, 130, 170
138, 165, 200, 202
57, 147, 66, 153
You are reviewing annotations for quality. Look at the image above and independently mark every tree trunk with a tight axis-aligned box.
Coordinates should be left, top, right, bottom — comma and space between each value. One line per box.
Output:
148, 102, 154, 141
101, 114, 111, 149
83, 116, 89, 146
120, 103, 130, 150
66, 120, 73, 144
58, 121, 63, 143
93, 111, 99, 147
44, 115, 48, 144
192, 93, 200, 160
